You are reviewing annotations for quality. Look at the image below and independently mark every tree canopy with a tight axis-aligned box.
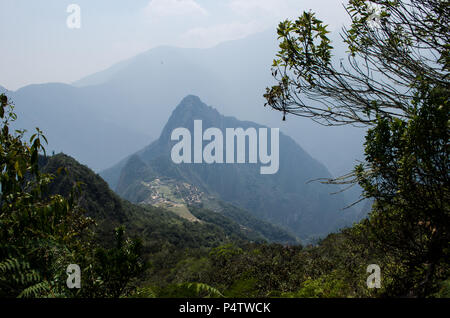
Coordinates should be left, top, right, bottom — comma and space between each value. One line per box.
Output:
264, 0, 449, 297
0, 94, 145, 297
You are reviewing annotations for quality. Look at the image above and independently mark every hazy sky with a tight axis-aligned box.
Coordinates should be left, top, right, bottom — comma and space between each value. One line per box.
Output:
0, 0, 348, 90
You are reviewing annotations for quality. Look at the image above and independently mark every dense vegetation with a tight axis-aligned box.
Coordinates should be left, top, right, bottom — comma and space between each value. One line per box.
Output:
0, 93, 146, 297
189, 201, 298, 244
264, 0, 449, 297
1, 0, 448, 299
1, 91, 448, 297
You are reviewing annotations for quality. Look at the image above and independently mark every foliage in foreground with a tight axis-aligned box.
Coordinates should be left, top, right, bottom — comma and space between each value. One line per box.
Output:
1, 90, 448, 298
0, 94, 145, 297
264, 0, 449, 297
1, 1, 448, 297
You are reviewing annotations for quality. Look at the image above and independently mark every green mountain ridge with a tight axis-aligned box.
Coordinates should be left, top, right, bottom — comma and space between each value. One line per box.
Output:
102, 95, 362, 241
41, 153, 297, 246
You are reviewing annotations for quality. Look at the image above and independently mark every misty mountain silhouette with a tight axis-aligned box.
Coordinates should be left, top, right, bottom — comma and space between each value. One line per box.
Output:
102, 95, 360, 241
2, 30, 364, 183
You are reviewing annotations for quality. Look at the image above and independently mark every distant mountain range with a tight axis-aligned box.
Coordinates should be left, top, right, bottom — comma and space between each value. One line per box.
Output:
101, 95, 362, 241
0, 29, 371, 243
6, 83, 151, 171
1, 30, 364, 183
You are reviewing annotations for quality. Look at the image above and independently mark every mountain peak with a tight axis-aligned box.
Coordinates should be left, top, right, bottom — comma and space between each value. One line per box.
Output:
173, 95, 216, 116
158, 95, 220, 142
180, 94, 202, 105
107, 96, 358, 240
